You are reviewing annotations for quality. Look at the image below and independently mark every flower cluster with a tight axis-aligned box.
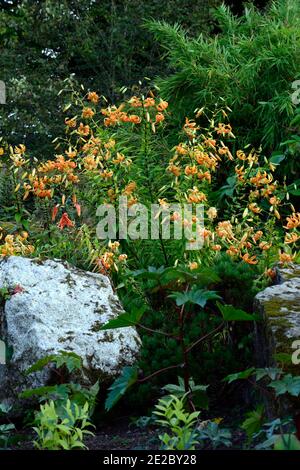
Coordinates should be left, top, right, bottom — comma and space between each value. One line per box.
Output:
68, 92, 298, 273
1, 91, 298, 275
0, 230, 34, 257
95, 241, 127, 275
101, 96, 168, 131
165, 109, 299, 270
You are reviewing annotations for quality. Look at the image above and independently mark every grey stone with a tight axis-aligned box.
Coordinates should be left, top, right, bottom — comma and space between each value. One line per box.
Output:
254, 264, 300, 369
0, 256, 141, 407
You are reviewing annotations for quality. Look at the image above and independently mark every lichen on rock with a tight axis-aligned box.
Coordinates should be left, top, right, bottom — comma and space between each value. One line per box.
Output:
0, 256, 141, 408
254, 264, 300, 372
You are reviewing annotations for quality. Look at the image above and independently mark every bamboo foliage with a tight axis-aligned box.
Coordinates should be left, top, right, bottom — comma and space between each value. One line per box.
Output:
146, 0, 300, 151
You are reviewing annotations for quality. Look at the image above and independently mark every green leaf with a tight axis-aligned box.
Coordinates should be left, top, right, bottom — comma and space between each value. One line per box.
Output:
25, 355, 56, 375
162, 267, 221, 286
193, 270, 221, 285
269, 374, 300, 397
274, 434, 300, 451
105, 366, 138, 411
241, 405, 265, 439
160, 267, 194, 283
255, 368, 282, 381
130, 266, 166, 281
223, 367, 255, 384
290, 113, 300, 126
270, 153, 285, 165
289, 189, 300, 196
0, 402, 12, 415
20, 384, 69, 399
130, 266, 220, 287
168, 288, 221, 308
25, 352, 83, 375
217, 302, 259, 321
274, 353, 292, 364
21, 218, 30, 231
100, 306, 146, 330
89, 380, 100, 397
14, 212, 22, 224
162, 377, 209, 410
55, 352, 82, 373
0, 423, 15, 433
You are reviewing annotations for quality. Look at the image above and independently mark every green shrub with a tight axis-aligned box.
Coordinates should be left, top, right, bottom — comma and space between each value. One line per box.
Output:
154, 394, 200, 450
146, 0, 300, 152
33, 399, 95, 450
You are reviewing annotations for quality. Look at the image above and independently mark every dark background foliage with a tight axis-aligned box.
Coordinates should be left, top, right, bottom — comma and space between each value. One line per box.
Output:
0, 0, 269, 158
147, 1, 300, 154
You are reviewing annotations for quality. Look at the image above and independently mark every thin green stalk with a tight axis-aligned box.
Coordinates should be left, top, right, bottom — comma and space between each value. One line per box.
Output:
141, 104, 169, 265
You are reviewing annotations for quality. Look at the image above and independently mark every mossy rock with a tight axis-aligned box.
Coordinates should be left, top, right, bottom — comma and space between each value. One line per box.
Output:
254, 264, 300, 373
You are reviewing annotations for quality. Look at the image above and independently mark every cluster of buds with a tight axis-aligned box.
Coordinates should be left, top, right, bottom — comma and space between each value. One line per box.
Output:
95, 241, 128, 275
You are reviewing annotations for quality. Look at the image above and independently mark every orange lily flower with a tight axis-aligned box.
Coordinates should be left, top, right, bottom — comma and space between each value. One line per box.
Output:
241, 253, 258, 265
58, 213, 74, 230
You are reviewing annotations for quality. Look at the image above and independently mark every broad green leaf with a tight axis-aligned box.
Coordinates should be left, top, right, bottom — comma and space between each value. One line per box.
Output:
169, 288, 221, 308
55, 351, 82, 373
162, 377, 209, 410
289, 189, 300, 196
100, 306, 146, 330
130, 266, 220, 288
89, 380, 100, 397
274, 434, 300, 450
25, 352, 82, 375
20, 384, 69, 399
269, 374, 300, 397
25, 355, 56, 375
255, 368, 282, 381
290, 114, 300, 126
160, 267, 194, 283
270, 153, 285, 165
223, 367, 255, 384
105, 366, 138, 411
130, 266, 166, 280
161, 267, 221, 286
217, 302, 259, 321
241, 405, 265, 439
274, 353, 292, 364
0, 403, 12, 415
0, 423, 15, 433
